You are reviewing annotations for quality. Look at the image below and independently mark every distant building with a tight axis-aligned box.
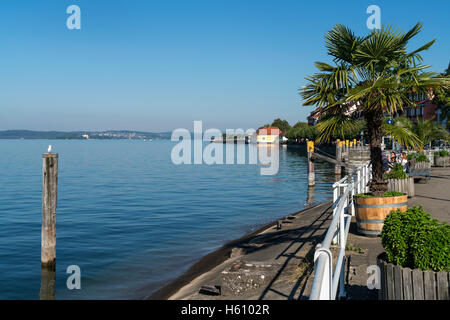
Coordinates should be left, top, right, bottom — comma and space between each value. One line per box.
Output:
307, 102, 362, 126
82, 134, 89, 139
307, 107, 322, 126
306, 93, 445, 127
256, 127, 282, 144
396, 92, 445, 125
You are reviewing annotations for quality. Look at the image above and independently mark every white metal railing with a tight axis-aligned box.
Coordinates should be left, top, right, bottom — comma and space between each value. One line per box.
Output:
309, 161, 372, 300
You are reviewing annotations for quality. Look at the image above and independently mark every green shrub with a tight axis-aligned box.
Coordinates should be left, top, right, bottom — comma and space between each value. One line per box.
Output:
407, 152, 429, 162
381, 206, 450, 271
355, 191, 405, 198
383, 191, 405, 197
410, 221, 450, 272
434, 150, 449, 157
385, 163, 407, 179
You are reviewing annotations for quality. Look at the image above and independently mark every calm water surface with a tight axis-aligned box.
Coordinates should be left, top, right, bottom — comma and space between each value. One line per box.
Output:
0, 140, 336, 299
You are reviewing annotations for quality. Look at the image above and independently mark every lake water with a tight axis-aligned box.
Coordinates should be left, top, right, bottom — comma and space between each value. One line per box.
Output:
0, 140, 336, 299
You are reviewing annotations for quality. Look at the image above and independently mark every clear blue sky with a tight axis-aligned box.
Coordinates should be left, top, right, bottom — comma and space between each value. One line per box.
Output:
0, 0, 448, 132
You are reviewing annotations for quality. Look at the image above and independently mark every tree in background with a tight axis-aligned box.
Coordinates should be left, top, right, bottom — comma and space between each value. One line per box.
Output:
433, 63, 450, 124
286, 120, 366, 142
286, 122, 319, 141
299, 23, 448, 194
400, 117, 448, 147
270, 118, 291, 133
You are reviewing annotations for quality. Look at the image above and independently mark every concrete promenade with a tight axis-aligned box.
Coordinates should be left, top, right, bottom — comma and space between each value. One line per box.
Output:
151, 168, 449, 300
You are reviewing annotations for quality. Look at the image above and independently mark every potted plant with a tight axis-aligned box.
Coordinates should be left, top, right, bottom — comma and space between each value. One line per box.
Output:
407, 152, 432, 182
408, 152, 431, 168
377, 207, 450, 300
434, 150, 449, 167
385, 163, 415, 197
353, 191, 407, 236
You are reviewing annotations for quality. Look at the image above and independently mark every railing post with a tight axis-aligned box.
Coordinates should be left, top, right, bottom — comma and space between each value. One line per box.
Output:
335, 142, 342, 175
339, 198, 345, 248
357, 169, 361, 194
350, 178, 355, 217
314, 248, 333, 300
362, 165, 366, 193
339, 256, 346, 299
365, 164, 368, 193
366, 164, 370, 193
332, 185, 338, 245
340, 182, 348, 246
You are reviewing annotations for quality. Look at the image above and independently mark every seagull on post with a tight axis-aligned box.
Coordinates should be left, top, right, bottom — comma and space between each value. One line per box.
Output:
48, 145, 52, 153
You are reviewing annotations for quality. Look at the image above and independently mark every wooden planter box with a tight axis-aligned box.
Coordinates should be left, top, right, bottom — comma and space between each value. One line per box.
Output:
409, 161, 432, 170
354, 195, 407, 237
377, 253, 450, 300
408, 161, 432, 182
434, 156, 450, 167
387, 178, 415, 197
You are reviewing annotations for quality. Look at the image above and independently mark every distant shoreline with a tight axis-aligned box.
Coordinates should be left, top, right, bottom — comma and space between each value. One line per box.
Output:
0, 130, 172, 140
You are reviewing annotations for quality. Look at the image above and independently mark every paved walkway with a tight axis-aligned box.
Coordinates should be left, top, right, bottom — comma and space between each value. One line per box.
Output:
407, 167, 450, 223
345, 167, 450, 300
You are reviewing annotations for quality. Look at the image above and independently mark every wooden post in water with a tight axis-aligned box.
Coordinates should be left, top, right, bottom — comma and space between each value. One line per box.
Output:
42, 151, 58, 269
335, 141, 342, 175
306, 185, 315, 205
39, 267, 56, 300
307, 140, 315, 186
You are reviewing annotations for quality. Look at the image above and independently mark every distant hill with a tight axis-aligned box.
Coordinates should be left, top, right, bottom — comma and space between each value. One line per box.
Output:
0, 130, 172, 140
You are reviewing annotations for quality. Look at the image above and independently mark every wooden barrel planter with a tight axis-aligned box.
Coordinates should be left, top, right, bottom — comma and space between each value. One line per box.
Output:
377, 253, 450, 300
387, 178, 415, 197
354, 194, 407, 236
434, 156, 449, 167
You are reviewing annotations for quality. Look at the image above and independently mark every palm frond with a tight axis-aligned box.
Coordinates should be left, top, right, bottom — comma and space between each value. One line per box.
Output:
324, 25, 364, 64
382, 120, 423, 150
314, 113, 360, 143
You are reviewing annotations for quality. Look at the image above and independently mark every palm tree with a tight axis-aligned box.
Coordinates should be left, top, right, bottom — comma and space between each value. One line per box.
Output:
383, 117, 422, 150
386, 116, 447, 150
412, 117, 448, 147
299, 23, 448, 195
433, 64, 450, 121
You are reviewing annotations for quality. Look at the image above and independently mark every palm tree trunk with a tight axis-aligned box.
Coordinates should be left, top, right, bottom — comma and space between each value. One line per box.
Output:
367, 110, 388, 195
